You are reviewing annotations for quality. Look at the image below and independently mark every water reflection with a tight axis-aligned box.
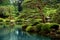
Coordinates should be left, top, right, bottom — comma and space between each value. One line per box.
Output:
0, 30, 51, 40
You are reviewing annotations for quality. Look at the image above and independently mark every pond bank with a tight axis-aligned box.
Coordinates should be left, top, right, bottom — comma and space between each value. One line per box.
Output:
0, 20, 60, 38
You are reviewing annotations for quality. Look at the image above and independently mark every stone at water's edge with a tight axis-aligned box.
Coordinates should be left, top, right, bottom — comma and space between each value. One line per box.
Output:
59, 25, 60, 30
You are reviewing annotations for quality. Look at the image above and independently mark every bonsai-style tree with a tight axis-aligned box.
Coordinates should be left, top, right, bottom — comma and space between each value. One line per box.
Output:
24, 0, 47, 23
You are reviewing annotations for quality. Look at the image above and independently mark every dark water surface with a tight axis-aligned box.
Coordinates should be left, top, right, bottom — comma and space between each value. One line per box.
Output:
0, 29, 51, 40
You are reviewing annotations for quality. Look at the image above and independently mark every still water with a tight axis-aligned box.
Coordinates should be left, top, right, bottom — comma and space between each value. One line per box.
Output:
0, 29, 51, 40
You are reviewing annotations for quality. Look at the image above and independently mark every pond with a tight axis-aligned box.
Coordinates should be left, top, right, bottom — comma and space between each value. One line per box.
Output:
0, 29, 52, 40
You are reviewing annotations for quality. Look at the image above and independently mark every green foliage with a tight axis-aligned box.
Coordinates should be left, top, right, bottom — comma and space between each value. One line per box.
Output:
0, 18, 3, 22
49, 9, 60, 24
43, 6, 57, 17
53, 11, 60, 24
0, 0, 60, 33
41, 23, 51, 31
0, 0, 10, 5
0, 5, 16, 18
26, 26, 32, 32
25, 23, 59, 32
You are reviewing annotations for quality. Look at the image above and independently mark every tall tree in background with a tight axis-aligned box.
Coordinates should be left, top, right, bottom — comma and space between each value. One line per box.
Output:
23, 0, 60, 23
24, 0, 47, 23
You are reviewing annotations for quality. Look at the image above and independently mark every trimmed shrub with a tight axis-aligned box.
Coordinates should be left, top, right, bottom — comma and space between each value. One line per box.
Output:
24, 23, 59, 33
36, 23, 43, 32
26, 26, 33, 32
41, 23, 51, 32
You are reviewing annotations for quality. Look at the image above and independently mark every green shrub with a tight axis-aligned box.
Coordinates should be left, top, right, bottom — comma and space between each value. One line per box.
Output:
25, 23, 59, 33
41, 23, 59, 31
41, 23, 51, 31
0, 5, 15, 18
36, 23, 58, 31
26, 23, 51, 32
36, 23, 43, 31
26, 26, 33, 32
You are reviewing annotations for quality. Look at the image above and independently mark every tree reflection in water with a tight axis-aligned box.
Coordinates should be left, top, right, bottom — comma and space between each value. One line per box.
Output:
0, 30, 51, 40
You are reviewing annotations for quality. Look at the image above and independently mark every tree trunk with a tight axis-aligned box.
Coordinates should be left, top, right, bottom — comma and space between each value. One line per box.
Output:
36, 0, 46, 23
